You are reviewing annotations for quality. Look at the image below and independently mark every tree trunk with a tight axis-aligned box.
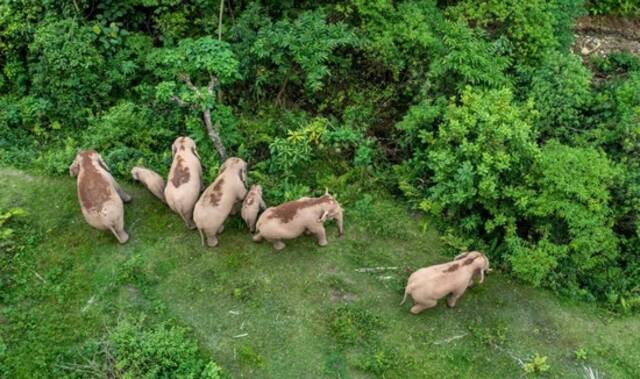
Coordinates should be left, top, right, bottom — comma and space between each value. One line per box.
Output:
203, 109, 227, 161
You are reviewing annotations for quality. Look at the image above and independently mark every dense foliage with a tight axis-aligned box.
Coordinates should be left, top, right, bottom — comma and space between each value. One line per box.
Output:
1, 0, 639, 311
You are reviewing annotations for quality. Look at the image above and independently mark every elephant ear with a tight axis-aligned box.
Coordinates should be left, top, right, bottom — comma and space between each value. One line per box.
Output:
453, 252, 469, 261
97, 155, 111, 173
191, 145, 201, 160
239, 166, 247, 186
69, 157, 80, 177
172, 144, 177, 158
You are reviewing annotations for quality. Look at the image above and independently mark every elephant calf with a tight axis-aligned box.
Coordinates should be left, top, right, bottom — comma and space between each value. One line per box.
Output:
253, 191, 344, 250
164, 137, 202, 229
69, 150, 131, 243
241, 184, 266, 233
131, 166, 166, 203
194, 157, 248, 247
401, 251, 491, 313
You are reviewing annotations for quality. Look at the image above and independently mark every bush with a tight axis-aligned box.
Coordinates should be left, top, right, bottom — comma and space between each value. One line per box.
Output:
510, 141, 620, 299
586, 0, 640, 16
328, 305, 383, 347
398, 87, 633, 304
528, 51, 593, 142
68, 318, 222, 379
398, 87, 539, 251
28, 19, 110, 128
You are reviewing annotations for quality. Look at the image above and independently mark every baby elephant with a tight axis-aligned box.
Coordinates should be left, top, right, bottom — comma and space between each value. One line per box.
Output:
69, 150, 132, 243
241, 184, 266, 232
401, 251, 491, 314
253, 190, 344, 250
131, 166, 165, 203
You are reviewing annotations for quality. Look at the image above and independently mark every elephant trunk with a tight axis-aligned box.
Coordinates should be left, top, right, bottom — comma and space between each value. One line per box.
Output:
336, 210, 344, 236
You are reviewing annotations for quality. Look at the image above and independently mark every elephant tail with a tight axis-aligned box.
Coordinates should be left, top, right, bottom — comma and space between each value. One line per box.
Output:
400, 289, 409, 305
198, 228, 205, 246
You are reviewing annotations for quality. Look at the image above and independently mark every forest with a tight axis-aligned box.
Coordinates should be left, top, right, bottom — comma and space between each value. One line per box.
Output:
1, 0, 640, 377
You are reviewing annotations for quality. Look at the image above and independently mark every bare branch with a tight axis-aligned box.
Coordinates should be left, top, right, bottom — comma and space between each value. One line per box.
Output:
207, 75, 219, 95
171, 95, 188, 107
178, 73, 200, 95
218, 0, 225, 41
203, 109, 227, 161
171, 96, 200, 111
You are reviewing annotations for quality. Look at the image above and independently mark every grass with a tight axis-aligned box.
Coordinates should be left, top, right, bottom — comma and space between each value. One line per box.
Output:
1, 167, 639, 378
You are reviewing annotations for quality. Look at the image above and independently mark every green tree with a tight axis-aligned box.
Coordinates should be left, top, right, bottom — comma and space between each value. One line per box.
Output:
28, 19, 109, 127
148, 37, 240, 160
251, 9, 357, 103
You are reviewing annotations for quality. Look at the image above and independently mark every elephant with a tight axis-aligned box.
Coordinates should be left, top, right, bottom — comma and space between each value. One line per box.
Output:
69, 150, 131, 243
193, 157, 248, 247
241, 184, 266, 233
164, 137, 202, 229
253, 190, 344, 250
131, 166, 165, 203
401, 251, 491, 314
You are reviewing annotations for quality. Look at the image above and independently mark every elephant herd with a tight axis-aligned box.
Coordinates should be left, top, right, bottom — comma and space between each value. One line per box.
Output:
69, 136, 343, 250
69, 136, 490, 313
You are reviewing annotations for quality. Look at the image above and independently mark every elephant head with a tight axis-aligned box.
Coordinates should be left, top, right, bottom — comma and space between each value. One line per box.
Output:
69, 150, 109, 177
171, 136, 200, 160
454, 251, 491, 283
220, 157, 247, 187
318, 190, 343, 236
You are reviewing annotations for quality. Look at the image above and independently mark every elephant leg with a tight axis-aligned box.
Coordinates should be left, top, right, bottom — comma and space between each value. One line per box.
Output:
253, 232, 263, 242
467, 279, 475, 288
230, 202, 241, 216
217, 224, 225, 234
179, 210, 196, 230
307, 224, 328, 246
304, 229, 313, 236
273, 240, 285, 250
410, 300, 437, 314
113, 182, 132, 203
447, 289, 466, 308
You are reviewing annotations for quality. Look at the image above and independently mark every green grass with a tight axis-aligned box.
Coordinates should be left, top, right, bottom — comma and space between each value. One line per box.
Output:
1, 167, 639, 378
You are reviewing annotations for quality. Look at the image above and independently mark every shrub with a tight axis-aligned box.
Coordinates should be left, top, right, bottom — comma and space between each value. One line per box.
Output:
398, 87, 539, 251
68, 318, 222, 378
528, 51, 593, 142
328, 305, 383, 347
447, 0, 584, 67
251, 9, 357, 95
28, 19, 110, 128
83, 101, 175, 178
510, 142, 620, 298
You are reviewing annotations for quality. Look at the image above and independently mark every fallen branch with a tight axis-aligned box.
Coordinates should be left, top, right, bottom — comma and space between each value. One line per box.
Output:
233, 333, 248, 338
433, 333, 467, 345
34, 271, 46, 283
355, 266, 399, 273
81, 295, 97, 313
582, 365, 602, 379
492, 344, 525, 368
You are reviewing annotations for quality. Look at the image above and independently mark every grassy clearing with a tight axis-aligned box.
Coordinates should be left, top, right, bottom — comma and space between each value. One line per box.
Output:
1, 167, 639, 378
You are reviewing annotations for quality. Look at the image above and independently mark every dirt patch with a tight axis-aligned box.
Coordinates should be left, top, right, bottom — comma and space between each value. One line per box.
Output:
330, 289, 357, 303
573, 16, 640, 57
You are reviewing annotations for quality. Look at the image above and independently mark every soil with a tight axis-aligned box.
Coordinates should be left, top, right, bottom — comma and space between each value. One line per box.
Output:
573, 16, 640, 57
